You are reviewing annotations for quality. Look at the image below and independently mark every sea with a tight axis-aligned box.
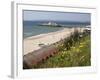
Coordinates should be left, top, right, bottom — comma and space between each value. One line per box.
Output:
23, 21, 90, 39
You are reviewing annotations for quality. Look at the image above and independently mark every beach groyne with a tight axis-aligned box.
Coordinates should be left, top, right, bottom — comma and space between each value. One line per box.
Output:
23, 44, 58, 69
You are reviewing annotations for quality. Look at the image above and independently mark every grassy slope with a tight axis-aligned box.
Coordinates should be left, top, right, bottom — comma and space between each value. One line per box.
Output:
33, 35, 91, 68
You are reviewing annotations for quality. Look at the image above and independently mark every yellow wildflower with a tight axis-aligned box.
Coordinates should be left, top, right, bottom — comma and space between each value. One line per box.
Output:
76, 48, 80, 52
79, 45, 83, 48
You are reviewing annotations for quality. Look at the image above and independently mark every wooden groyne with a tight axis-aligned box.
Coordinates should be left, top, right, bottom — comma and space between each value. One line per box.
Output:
23, 44, 58, 69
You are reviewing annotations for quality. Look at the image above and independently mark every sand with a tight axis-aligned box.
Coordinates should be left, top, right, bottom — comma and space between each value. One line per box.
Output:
23, 27, 86, 55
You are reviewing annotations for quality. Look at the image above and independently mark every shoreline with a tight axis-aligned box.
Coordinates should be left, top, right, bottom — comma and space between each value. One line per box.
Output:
24, 28, 66, 40
24, 27, 86, 55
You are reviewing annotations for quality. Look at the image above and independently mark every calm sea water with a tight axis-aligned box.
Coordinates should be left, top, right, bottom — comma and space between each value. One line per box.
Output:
23, 21, 90, 39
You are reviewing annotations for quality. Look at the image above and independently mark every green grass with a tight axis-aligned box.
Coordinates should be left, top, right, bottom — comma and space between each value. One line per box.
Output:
32, 33, 91, 68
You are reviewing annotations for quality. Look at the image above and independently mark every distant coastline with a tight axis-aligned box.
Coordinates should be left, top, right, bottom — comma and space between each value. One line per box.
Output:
23, 20, 91, 26
23, 21, 91, 39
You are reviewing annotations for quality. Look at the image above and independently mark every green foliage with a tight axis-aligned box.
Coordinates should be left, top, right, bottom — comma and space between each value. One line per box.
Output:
32, 30, 91, 68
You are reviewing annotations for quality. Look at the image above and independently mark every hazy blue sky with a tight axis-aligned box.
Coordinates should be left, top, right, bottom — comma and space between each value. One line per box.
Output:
23, 10, 91, 22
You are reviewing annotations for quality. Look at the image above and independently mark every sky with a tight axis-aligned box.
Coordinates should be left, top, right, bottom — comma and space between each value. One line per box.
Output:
23, 10, 91, 22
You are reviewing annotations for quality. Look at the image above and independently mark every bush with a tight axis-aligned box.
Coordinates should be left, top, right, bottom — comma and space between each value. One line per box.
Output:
63, 29, 80, 50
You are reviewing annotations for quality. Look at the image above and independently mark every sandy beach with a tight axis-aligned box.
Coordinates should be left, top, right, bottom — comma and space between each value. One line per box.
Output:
23, 27, 86, 55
